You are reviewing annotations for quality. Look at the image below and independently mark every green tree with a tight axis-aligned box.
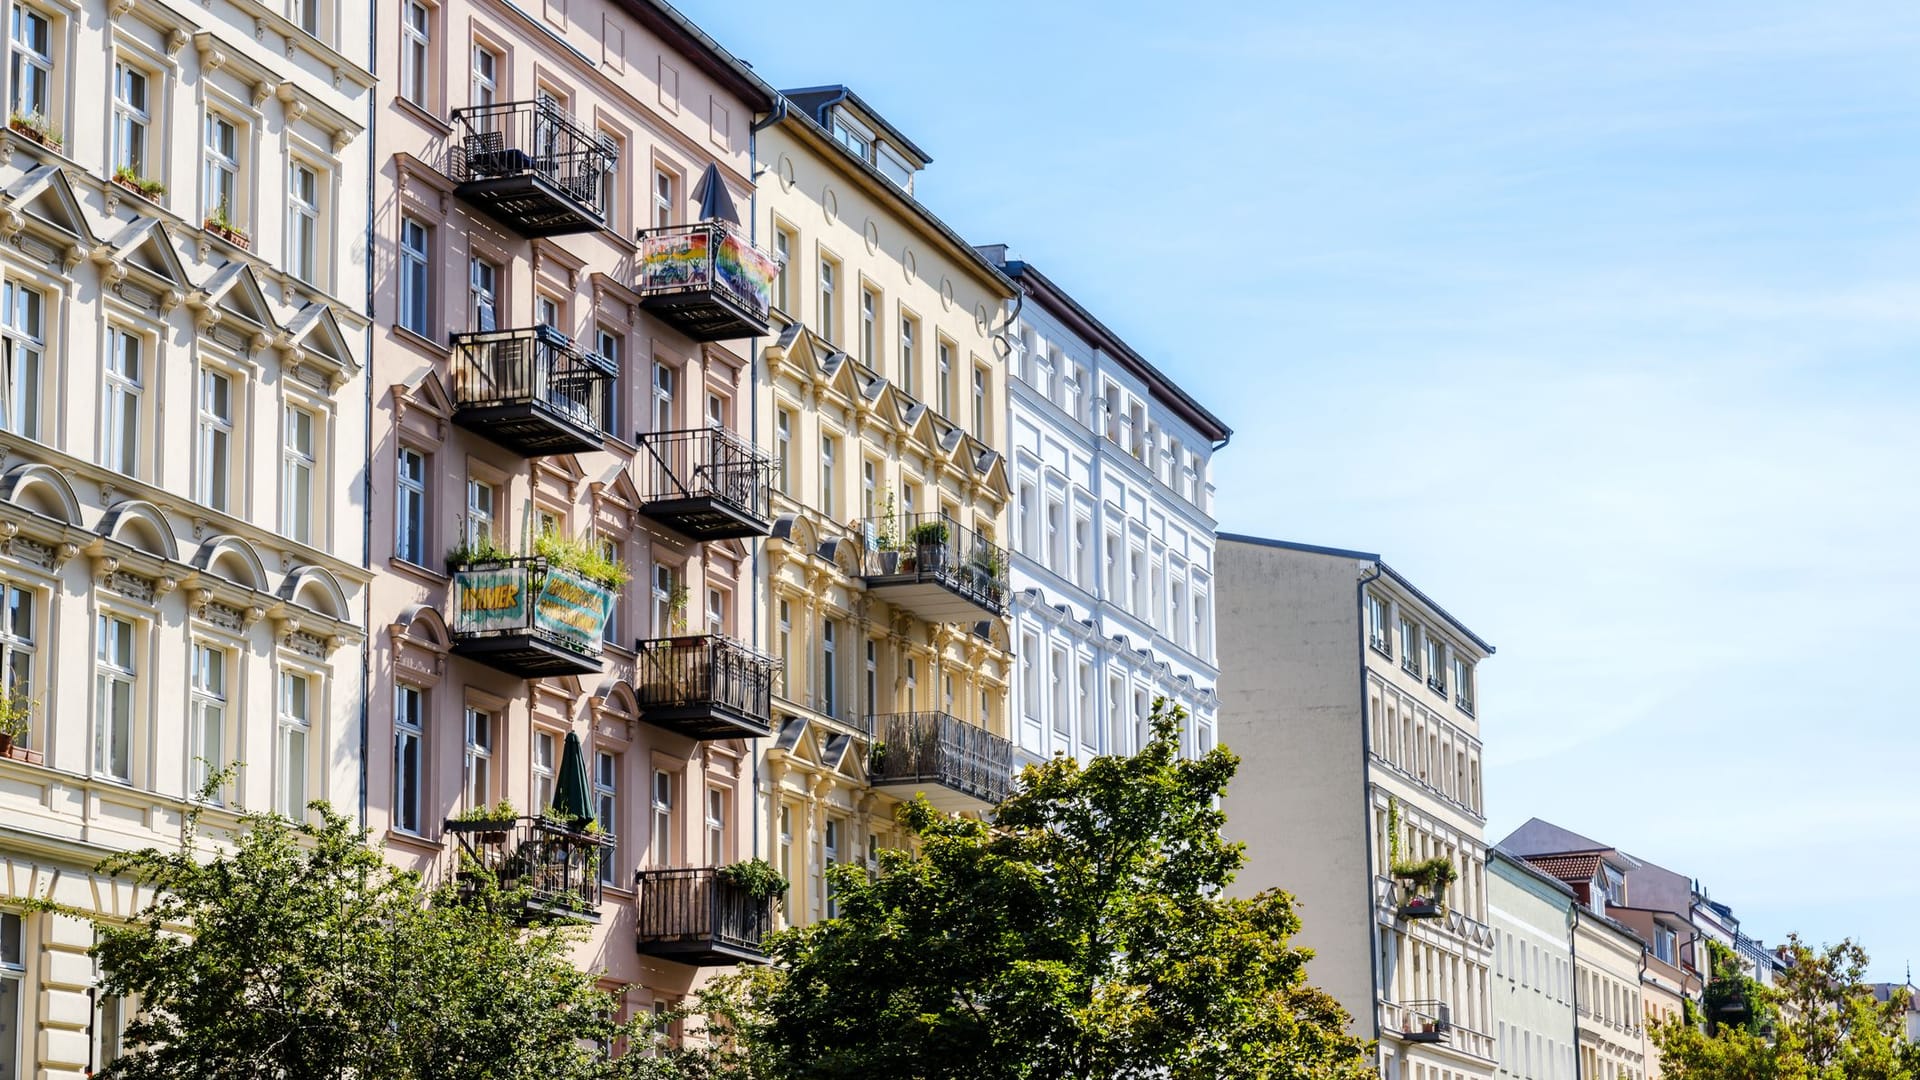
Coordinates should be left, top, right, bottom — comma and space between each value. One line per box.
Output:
716, 699, 1373, 1080
1650, 935, 1920, 1080
72, 800, 649, 1080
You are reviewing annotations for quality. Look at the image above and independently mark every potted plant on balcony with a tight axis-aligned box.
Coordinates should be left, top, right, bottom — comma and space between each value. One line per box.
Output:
531, 532, 631, 589
969, 548, 1007, 599
872, 492, 902, 574
449, 799, 519, 843
717, 857, 790, 903
0, 690, 30, 757
7, 111, 60, 150
111, 165, 166, 202
1391, 855, 1457, 918
667, 582, 690, 636
202, 201, 250, 250
912, 520, 951, 574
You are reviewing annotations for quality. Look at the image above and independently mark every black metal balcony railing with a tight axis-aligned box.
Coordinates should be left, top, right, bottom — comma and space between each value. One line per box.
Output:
450, 99, 613, 236
443, 815, 610, 922
635, 634, 776, 740
450, 326, 613, 456
1397, 1000, 1453, 1044
868, 711, 1015, 812
861, 512, 1009, 623
635, 220, 779, 341
449, 557, 611, 678
634, 427, 773, 540
635, 867, 774, 966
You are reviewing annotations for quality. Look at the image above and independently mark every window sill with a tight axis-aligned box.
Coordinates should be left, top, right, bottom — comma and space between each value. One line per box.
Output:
391, 323, 450, 358
393, 96, 453, 137
387, 556, 449, 586
386, 829, 441, 856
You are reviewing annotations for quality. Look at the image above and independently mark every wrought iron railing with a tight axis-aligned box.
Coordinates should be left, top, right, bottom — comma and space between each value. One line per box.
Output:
635, 219, 779, 325
443, 815, 610, 917
635, 634, 775, 719
450, 326, 613, 437
868, 711, 1015, 806
634, 426, 771, 521
449, 556, 612, 659
449, 99, 614, 219
636, 867, 774, 956
860, 512, 1009, 616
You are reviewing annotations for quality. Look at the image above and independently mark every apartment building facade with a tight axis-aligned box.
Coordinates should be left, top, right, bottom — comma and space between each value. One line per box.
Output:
0, 0, 373, 1067
754, 85, 1017, 926
1217, 535, 1496, 1080
365, 0, 786, 1014
1489, 850, 1577, 1080
978, 249, 1227, 767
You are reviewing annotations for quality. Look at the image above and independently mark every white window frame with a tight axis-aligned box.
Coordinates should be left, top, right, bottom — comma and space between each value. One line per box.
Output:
101, 327, 143, 477
464, 477, 495, 547
399, 0, 430, 107
277, 670, 312, 818
189, 642, 227, 801
395, 446, 427, 564
393, 683, 423, 834
398, 216, 430, 334
112, 59, 151, 177
469, 39, 497, 108
202, 110, 242, 228
595, 750, 619, 884
8, 3, 53, 123
704, 786, 725, 866
196, 366, 234, 511
0, 278, 44, 439
282, 404, 318, 545
531, 728, 555, 812
287, 160, 321, 285
648, 766, 671, 867
462, 705, 492, 810
94, 614, 137, 782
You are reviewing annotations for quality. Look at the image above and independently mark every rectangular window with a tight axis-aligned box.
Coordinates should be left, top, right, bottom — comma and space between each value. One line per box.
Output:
776, 599, 792, 691
1454, 657, 1475, 712
860, 286, 878, 369
196, 368, 232, 511
652, 361, 675, 434
704, 787, 725, 866
652, 167, 674, 229
820, 619, 836, 718
595, 751, 619, 883
819, 435, 837, 518
465, 478, 495, 547
395, 447, 427, 564
595, 329, 621, 431
898, 315, 917, 398
288, 162, 319, 284
1049, 649, 1068, 737
0, 279, 43, 439
649, 767, 672, 867
112, 60, 149, 176
1, 911, 23, 1080
861, 459, 877, 521
1426, 636, 1446, 694
394, 684, 423, 834
189, 643, 227, 801
468, 256, 497, 330
8, 4, 52, 127
283, 406, 317, 544
399, 0, 429, 107
292, 0, 319, 34
1366, 594, 1390, 654
823, 818, 841, 918
203, 112, 240, 226
972, 366, 986, 438
398, 216, 430, 335
531, 729, 555, 812
772, 226, 793, 311
1398, 617, 1420, 676
936, 341, 952, 416
94, 615, 135, 781
818, 257, 837, 343
775, 408, 792, 494
0, 582, 33, 745
102, 328, 141, 476
462, 706, 492, 810
469, 40, 497, 107
278, 672, 311, 818
864, 638, 877, 716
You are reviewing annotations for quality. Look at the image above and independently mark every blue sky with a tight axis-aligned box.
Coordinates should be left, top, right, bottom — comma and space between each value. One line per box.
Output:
685, 1, 1920, 978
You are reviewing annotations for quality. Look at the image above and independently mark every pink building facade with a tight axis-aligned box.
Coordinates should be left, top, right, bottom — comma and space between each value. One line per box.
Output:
365, 0, 781, 1014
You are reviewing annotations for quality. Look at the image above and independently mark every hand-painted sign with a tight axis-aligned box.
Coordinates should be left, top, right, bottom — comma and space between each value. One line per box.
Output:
456, 565, 529, 634
534, 567, 614, 650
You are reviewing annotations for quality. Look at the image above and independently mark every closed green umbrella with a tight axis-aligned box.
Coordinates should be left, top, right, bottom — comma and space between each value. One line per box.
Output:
550, 730, 594, 828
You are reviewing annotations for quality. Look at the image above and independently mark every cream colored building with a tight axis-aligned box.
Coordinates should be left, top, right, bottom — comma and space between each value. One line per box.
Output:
365, 0, 782, 1018
0, 0, 373, 1068
1218, 535, 1496, 1080
754, 86, 1017, 926
1489, 850, 1577, 1080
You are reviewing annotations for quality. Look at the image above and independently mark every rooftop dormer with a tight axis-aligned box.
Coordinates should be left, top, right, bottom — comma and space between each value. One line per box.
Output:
783, 85, 931, 193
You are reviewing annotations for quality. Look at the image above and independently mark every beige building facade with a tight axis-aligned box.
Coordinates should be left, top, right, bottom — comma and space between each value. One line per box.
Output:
0, 0, 373, 1067
364, 0, 785, 1016
753, 86, 1018, 927
1218, 535, 1496, 1080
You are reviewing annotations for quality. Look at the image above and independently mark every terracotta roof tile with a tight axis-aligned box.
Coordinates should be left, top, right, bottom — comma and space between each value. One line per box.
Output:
1523, 852, 1602, 884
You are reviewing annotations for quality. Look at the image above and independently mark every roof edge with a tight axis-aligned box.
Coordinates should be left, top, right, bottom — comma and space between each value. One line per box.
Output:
620, 0, 775, 112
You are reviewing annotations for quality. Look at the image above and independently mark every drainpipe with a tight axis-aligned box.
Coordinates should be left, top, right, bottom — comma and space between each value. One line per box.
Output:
358, 1, 379, 832
1571, 903, 1583, 1080
744, 94, 783, 861
1354, 560, 1386, 1048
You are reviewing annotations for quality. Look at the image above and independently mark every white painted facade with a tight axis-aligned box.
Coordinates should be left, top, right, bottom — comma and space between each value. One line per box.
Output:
982, 250, 1226, 767
1489, 851, 1578, 1080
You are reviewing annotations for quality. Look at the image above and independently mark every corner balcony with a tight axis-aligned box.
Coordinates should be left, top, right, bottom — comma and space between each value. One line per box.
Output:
635, 634, 776, 740
451, 100, 613, 237
635, 867, 774, 966
634, 427, 773, 540
861, 513, 1009, 623
635, 220, 778, 341
443, 815, 610, 923
868, 711, 1016, 814
449, 557, 611, 678
450, 326, 613, 456
1392, 1000, 1453, 1044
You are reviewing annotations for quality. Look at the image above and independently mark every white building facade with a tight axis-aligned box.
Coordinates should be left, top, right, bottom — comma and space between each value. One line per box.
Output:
1489, 850, 1578, 1080
981, 249, 1228, 766
0, 0, 373, 1069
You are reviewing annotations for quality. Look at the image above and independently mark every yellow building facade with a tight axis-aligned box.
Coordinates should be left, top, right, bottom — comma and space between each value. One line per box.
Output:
753, 86, 1017, 925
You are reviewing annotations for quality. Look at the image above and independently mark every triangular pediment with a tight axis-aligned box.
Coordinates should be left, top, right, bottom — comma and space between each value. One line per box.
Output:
1, 164, 95, 246
98, 215, 188, 291
973, 446, 1009, 498
279, 302, 358, 376
532, 453, 585, 491
394, 370, 454, 422
193, 260, 279, 338
590, 469, 643, 515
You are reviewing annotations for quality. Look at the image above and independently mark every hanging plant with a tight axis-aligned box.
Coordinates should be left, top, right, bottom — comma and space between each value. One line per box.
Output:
717, 857, 790, 901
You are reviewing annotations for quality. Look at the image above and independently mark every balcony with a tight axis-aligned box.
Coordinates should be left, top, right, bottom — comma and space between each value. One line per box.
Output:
450, 100, 613, 237
635, 220, 778, 341
868, 711, 1016, 813
449, 557, 612, 678
1394, 1000, 1452, 1044
634, 427, 773, 540
635, 867, 774, 966
443, 815, 610, 923
861, 513, 1009, 623
450, 326, 613, 456
635, 634, 776, 740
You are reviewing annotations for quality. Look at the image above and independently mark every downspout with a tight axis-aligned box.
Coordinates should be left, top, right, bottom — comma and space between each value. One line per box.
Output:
1354, 561, 1387, 1050
745, 94, 784, 861
1571, 903, 1584, 1080
359, 6, 379, 832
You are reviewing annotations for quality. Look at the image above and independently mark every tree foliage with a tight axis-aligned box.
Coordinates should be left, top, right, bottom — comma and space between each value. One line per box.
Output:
79, 801, 650, 1080
708, 699, 1373, 1080
1650, 935, 1920, 1080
